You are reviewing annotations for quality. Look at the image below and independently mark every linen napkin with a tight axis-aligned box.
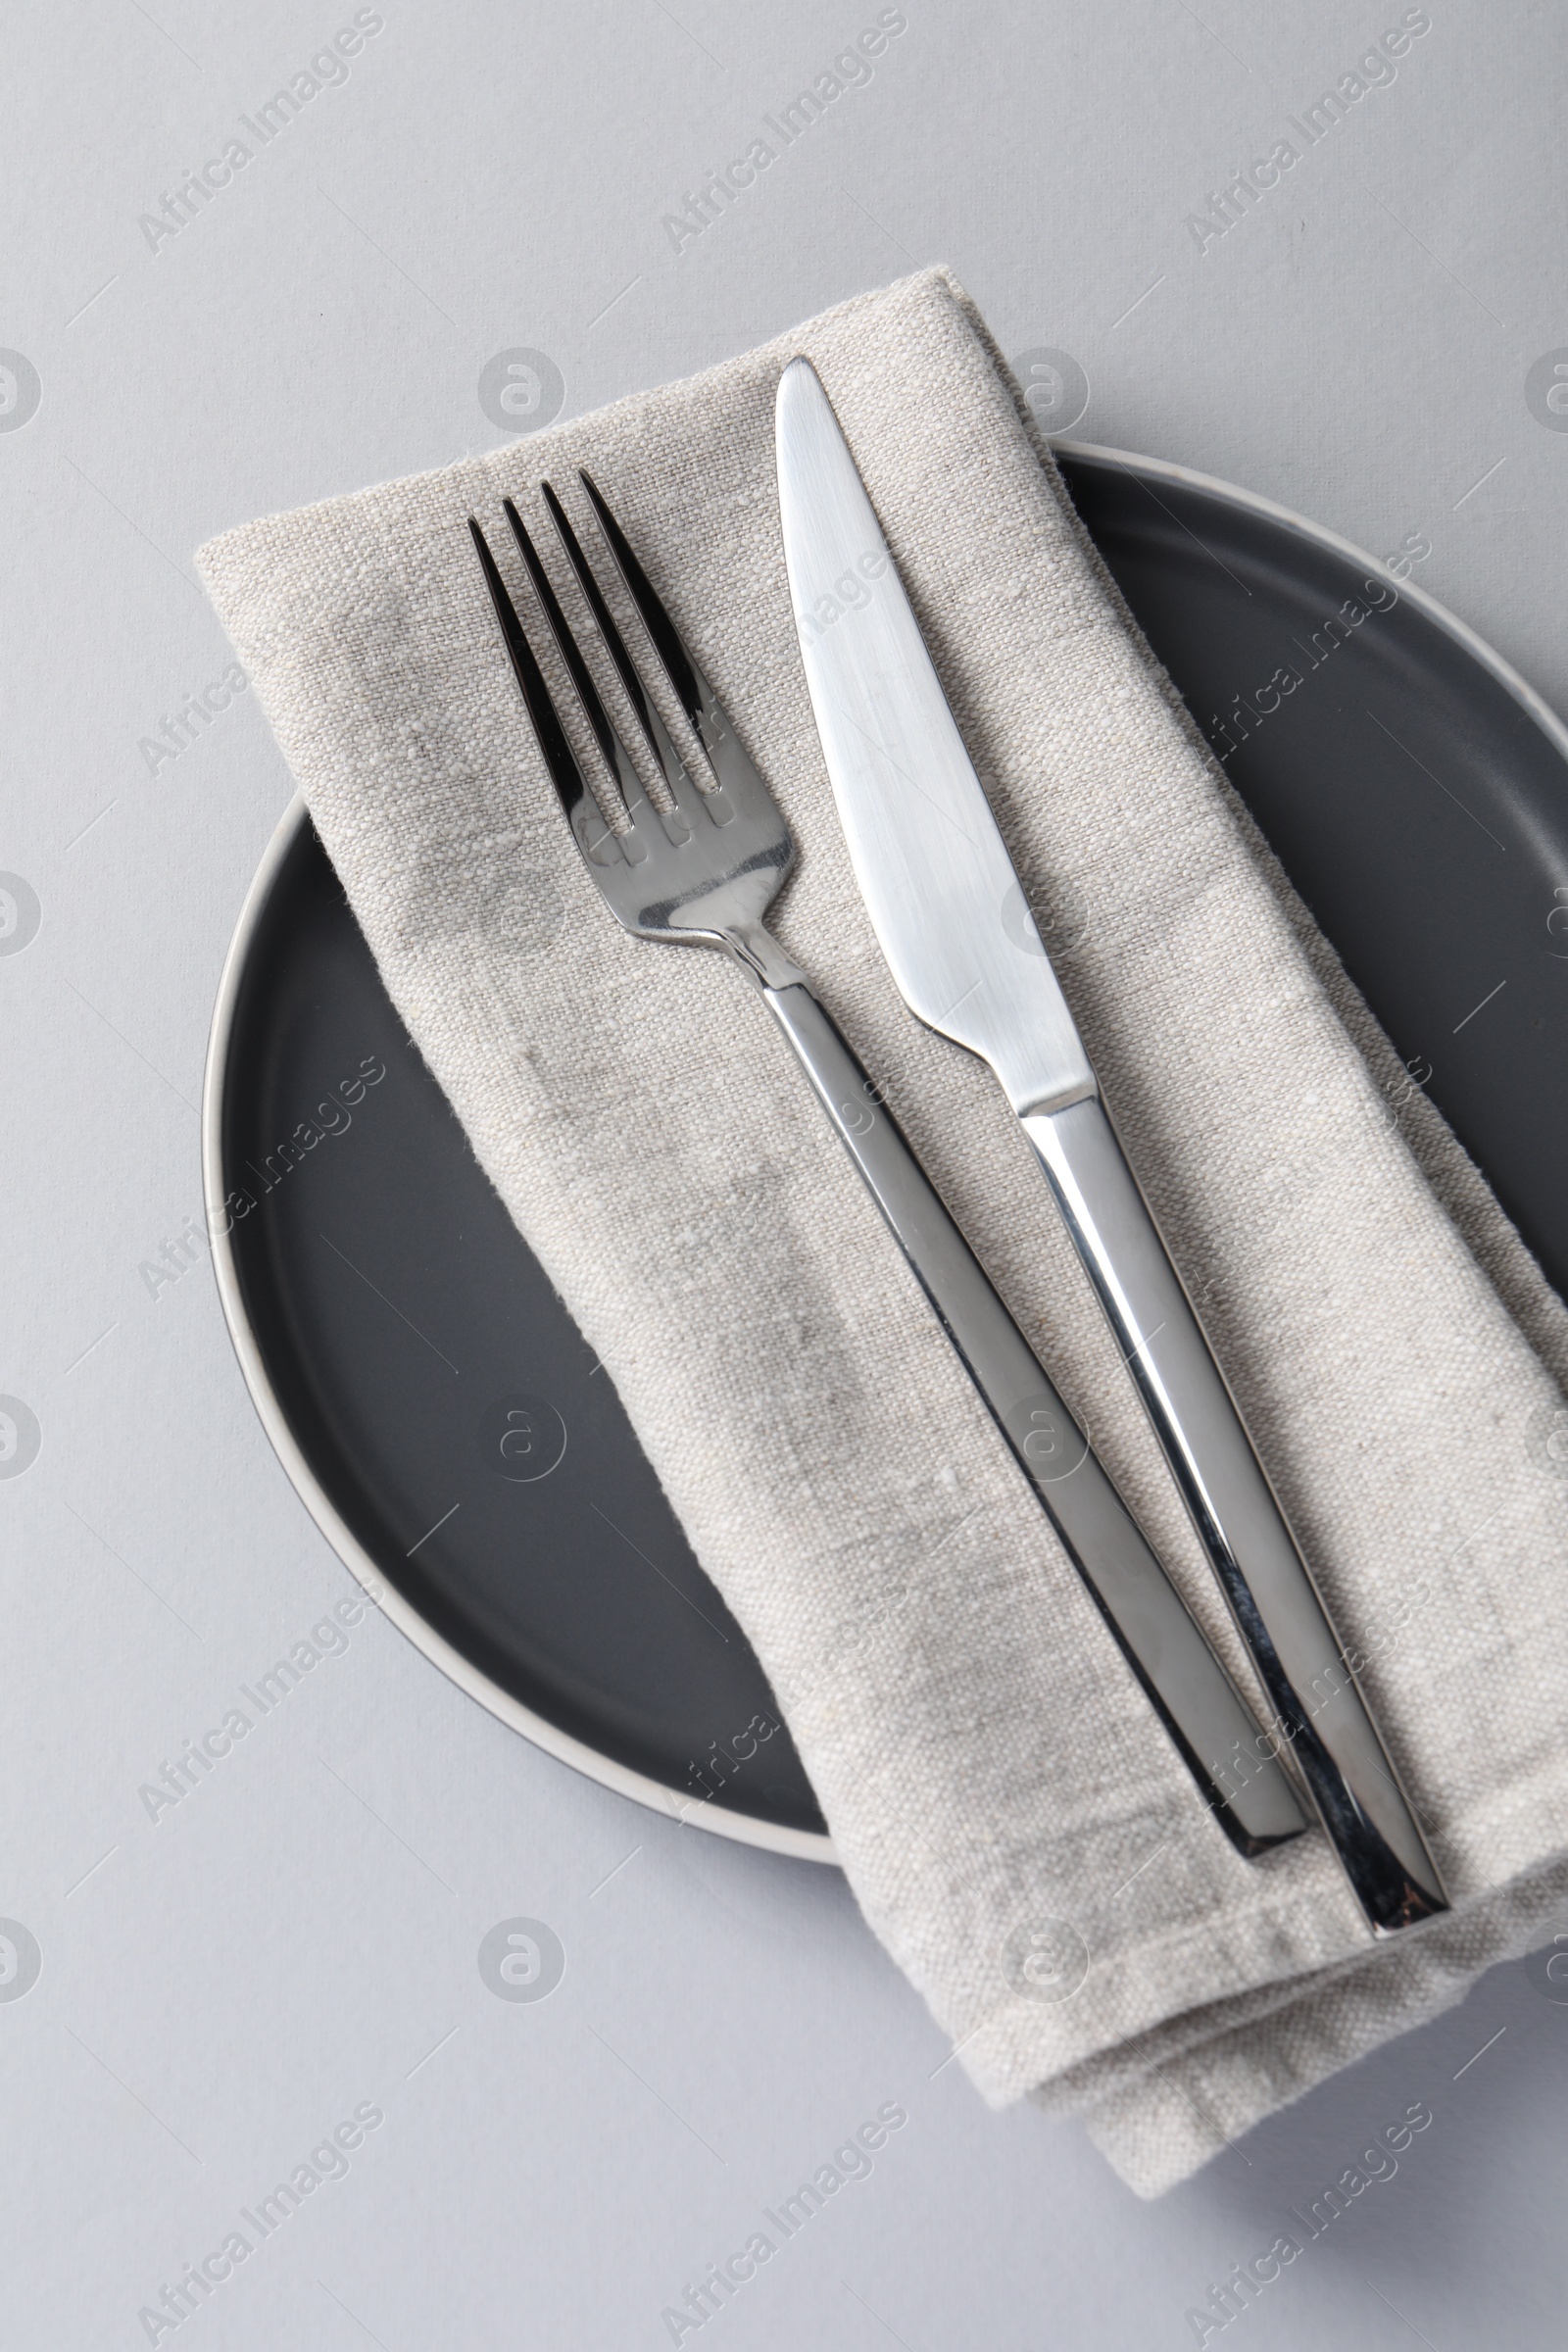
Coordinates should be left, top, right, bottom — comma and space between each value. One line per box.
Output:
197, 266, 1568, 2196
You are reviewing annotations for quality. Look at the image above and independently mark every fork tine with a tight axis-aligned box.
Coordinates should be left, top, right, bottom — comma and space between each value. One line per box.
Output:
501, 498, 657, 833
467, 517, 582, 817
539, 480, 714, 829
540, 482, 660, 756
576, 469, 754, 802
466, 515, 619, 867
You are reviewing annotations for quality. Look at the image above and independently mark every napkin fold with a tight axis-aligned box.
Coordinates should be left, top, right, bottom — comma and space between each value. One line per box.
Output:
199, 267, 1568, 2195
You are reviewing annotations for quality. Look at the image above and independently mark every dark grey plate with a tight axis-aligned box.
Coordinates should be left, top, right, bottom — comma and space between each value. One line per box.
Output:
203, 443, 1568, 1860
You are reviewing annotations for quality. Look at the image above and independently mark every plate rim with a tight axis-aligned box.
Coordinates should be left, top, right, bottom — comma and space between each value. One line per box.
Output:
1053, 436, 1568, 768
201, 796, 839, 1866
202, 442, 1568, 1875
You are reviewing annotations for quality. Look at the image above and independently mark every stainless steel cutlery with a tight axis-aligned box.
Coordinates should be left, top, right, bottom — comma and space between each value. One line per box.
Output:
467, 477, 1307, 1858
775, 354, 1446, 1934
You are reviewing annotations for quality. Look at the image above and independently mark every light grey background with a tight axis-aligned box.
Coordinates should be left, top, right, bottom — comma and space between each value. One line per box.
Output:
5, 1, 1566, 2344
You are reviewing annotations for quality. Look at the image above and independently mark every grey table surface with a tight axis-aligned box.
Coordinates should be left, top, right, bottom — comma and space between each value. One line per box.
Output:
5, 1, 1567, 2345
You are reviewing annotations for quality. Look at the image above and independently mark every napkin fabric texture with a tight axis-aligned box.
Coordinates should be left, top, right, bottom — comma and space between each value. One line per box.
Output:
199, 268, 1568, 2196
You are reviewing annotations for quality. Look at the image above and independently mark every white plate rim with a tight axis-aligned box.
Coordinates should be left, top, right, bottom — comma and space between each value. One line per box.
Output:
202, 795, 838, 1866
1053, 436, 1568, 767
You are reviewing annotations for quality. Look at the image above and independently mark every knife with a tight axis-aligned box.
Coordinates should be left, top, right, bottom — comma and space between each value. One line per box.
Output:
775, 355, 1446, 1935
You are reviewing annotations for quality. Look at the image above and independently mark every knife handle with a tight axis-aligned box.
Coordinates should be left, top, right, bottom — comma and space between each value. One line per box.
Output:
760, 979, 1307, 1855
1022, 1095, 1447, 1933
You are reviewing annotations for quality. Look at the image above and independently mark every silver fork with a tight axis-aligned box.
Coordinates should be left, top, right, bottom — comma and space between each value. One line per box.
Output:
466, 478, 1308, 1858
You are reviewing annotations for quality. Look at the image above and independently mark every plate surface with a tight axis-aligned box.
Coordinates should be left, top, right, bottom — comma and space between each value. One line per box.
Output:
205, 444, 1568, 1858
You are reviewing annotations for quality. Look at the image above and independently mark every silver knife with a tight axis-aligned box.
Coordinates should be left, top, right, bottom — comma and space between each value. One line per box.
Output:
776, 355, 1446, 1935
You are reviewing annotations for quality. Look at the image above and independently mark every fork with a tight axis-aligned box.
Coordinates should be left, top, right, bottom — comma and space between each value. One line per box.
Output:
466, 476, 1308, 1858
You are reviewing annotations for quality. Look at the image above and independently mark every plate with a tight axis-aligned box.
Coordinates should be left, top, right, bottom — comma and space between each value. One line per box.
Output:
203, 442, 1568, 1861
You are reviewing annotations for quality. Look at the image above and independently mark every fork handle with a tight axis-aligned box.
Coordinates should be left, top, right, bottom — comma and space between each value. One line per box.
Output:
760, 980, 1307, 1856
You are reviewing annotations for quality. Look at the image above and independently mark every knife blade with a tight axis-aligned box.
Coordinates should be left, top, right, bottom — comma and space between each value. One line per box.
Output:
775, 354, 1447, 1935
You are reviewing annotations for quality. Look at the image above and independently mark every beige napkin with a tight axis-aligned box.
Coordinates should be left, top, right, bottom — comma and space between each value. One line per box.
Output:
198, 267, 1568, 2195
